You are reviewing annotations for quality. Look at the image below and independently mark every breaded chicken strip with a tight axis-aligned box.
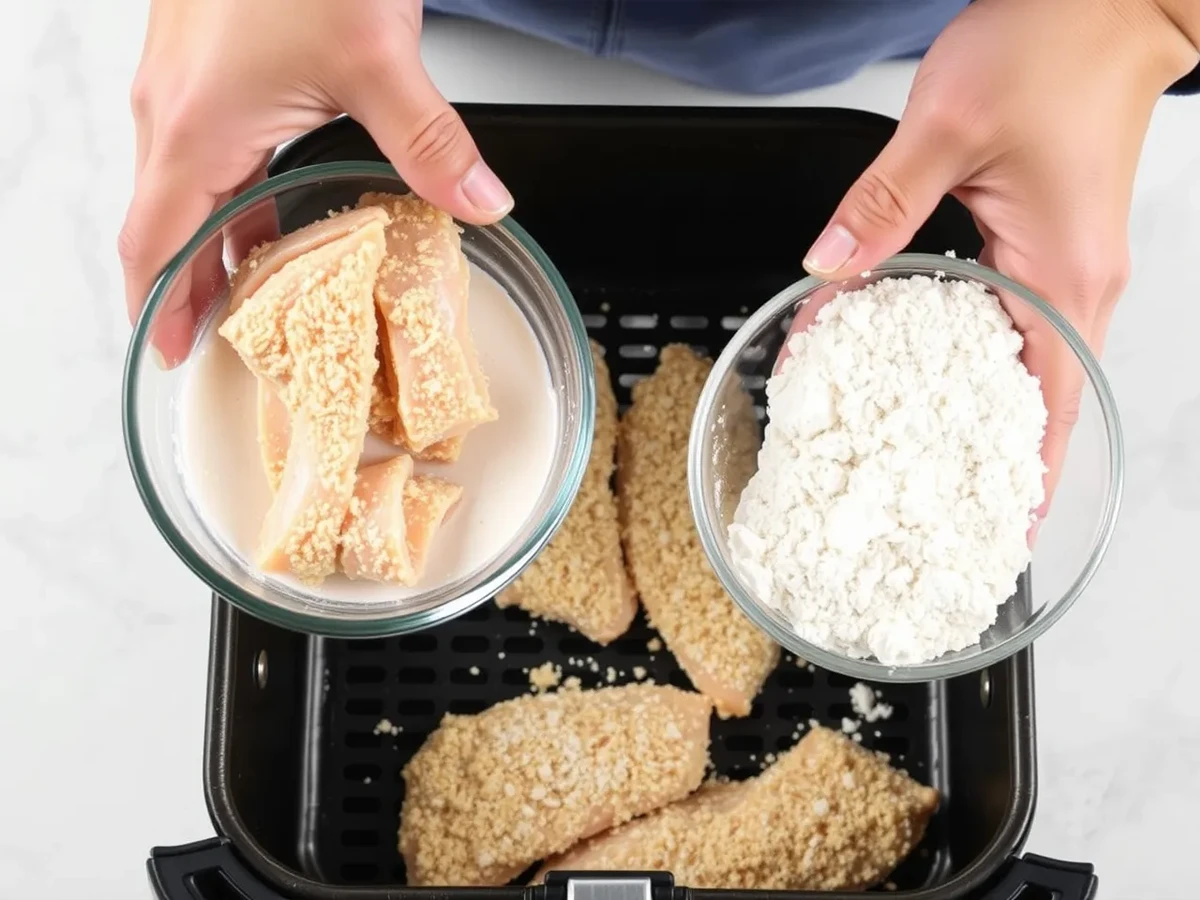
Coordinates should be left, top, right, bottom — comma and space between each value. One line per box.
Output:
368, 306, 464, 462
541, 726, 939, 891
359, 192, 497, 454
219, 221, 384, 582
618, 345, 778, 716
401, 474, 463, 580
399, 684, 712, 886
497, 341, 636, 644
339, 455, 417, 583
256, 379, 289, 492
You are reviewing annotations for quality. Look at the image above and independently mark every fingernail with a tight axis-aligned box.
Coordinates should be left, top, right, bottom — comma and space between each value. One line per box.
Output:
150, 347, 167, 371
804, 224, 858, 274
460, 162, 514, 217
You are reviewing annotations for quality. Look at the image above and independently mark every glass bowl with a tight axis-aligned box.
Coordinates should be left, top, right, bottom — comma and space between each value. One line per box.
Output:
123, 162, 594, 637
689, 254, 1123, 681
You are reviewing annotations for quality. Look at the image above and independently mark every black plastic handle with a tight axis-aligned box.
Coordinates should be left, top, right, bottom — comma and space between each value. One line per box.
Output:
148, 838, 285, 900
975, 853, 1097, 900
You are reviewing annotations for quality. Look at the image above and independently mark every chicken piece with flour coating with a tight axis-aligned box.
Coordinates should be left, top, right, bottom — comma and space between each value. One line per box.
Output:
540, 726, 939, 891
399, 684, 712, 886
496, 340, 635, 644
618, 344, 778, 716
218, 217, 385, 582
358, 192, 496, 456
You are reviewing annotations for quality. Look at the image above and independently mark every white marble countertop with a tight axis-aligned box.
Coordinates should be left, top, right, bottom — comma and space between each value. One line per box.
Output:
2, 4, 1198, 898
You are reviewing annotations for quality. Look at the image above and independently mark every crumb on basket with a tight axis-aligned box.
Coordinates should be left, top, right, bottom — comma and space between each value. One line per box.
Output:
374, 718, 402, 737
529, 661, 563, 692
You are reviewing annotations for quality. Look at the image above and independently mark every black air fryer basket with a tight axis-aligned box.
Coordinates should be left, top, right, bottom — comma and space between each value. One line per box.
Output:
149, 108, 1098, 900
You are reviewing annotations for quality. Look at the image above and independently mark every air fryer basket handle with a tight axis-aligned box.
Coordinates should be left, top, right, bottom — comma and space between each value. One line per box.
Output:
148, 838, 286, 900
975, 853, 1097, 900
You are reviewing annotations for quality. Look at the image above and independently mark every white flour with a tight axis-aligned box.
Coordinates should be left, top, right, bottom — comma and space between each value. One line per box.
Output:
729, 275, 1047, 665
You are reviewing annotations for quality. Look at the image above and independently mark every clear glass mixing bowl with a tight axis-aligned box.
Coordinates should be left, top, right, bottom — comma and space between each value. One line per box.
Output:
123, 162, 594, 637
689, 254, 1123, 681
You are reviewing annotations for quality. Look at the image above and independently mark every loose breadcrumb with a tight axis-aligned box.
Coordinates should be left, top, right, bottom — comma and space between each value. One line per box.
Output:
220, 221, 385, 582
528, 661, 562, 692
540, 726, 939, 890
632, 666, 648, 681
497, 341, 636, 643
399, 684, 712, 886
647, 638, 663, 653
374, 718, 401, 736
618, 345, 779, 716
358, 192, 497, 452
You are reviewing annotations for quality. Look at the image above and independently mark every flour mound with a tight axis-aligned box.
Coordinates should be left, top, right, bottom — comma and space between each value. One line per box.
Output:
729, 275, 1047, 665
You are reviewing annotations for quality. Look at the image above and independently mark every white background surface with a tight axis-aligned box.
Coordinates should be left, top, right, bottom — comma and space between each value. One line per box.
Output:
1, 3, 1198, 898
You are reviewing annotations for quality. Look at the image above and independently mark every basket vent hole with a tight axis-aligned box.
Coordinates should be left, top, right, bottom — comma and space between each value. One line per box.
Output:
724, 734, 764, 753
669, 315, 708, 329
341, 830, 379, 848
397, 698, 435, 716
619, 314, 658, 329
619, 344, 658, 359
448, 698, 490, 715
583, 314, 607, 329
721, 316, 747, 330
344, 697, 383, 716
777, 702, 814, 721
343, 764, 381, 782
346, 639, 385, 653
345, 731, 381, 749
397, 667, 436, 685
342, 796, 379, 814
397, 633, 437, 652
450, 667, 488, 685
450, 635, 490, 654
503, 636, 544, 654
346, 666, 386, 685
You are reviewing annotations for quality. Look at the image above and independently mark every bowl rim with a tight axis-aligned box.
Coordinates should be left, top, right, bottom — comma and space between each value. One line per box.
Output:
122, 161, 595, 637
689, 252, 1125, 681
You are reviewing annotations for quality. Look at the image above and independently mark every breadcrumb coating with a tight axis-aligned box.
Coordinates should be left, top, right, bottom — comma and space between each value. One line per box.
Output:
540, 726, 939, 891
228, 206, 389, 313
369, 305, 464, 462
399, 684, 712, 886
219, 222, 384, 582
339, 455, 417, 584
401, 474, 463, 582
497, 340, 636, 644
617, 344, 778, 717
358, 192, 497, 453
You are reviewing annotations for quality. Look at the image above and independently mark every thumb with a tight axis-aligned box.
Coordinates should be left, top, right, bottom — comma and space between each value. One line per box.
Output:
804, 117, 967, 279
347, 51, 512, 225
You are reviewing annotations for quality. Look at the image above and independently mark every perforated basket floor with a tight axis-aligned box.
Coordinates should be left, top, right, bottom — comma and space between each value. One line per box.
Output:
300, 302, 946, 891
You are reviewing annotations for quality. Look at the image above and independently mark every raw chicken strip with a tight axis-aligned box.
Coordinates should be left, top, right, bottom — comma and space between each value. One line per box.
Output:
358, 192, 497, 453
256, 379, 290, 492
399, 684, 712, 886
540, 726, 939, 891
219, 221, 385, 582
228, 206, 389, 312
339, 455, 417, 584
618, 344, 778, 717
497, 340, 635, 643
401, 475, 463, 581
368, 307, 464, 462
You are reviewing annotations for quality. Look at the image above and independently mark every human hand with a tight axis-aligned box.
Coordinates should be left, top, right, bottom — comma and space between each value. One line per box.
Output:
802, 0, 1198, 527
120, 0, 513, 365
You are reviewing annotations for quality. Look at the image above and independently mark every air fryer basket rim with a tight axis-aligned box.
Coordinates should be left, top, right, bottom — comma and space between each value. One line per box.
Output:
182, 106, 1067, 900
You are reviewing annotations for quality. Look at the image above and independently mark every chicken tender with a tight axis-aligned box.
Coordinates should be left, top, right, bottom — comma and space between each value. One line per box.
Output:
401, 474, 463, 582
229, 205, 390, 312
219, 221, 385, 582
541, 726, 939, 891
368, 306, 464, 462
618, 344, 778, 716
256, 379, 289, 492
399, 684, 712, 886
339, 455, 418, 583
497, 341, 635, 644
359, 192, 497, 454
